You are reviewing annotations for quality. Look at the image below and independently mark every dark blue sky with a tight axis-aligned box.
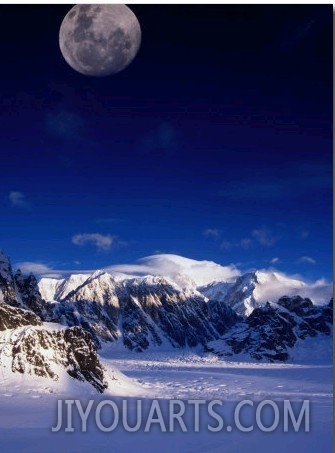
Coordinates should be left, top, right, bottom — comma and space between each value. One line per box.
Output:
0, 4, 332, 282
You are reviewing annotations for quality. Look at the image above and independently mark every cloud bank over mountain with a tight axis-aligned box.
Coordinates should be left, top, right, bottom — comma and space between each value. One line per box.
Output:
13, 253, 332, 307
106, 254, 241, 287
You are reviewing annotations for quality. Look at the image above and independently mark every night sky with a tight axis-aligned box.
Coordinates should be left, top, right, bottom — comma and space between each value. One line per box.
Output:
0, 4, 332, 282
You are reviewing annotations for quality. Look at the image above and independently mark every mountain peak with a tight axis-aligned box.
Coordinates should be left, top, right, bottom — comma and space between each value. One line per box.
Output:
89, 269, 107, 280
0, 250, 12, 281
135, 253, 240, 286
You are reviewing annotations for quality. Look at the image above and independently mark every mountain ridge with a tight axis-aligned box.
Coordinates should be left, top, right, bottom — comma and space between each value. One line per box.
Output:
0, 249, 332, 394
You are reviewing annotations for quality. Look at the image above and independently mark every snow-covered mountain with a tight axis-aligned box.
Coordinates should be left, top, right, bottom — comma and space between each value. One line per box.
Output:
39, 273, 88, 301
36, 257, 332, 354
0, 247, 332, 389
44, 271, 239, 350
0, 256, 332, 450
198, 270, 330, 316
0, 251, 51, 318
37, 254, 332, 319
0, 304, 107, 392
206, 296, 333, 362
105, 253, 240, 288
0, 250, 107, 392
103, 254, 332, 314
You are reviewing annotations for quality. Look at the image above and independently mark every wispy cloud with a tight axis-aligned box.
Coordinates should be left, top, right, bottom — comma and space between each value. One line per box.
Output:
240, 238, 253, 249
251, 227, 278, 247
15, 262, 62, 279
220, 181, 286, 200
46, 110, 84, 140
14, 261, 94, 279
271, 257, 280, 264
72, 233, 113, 251
219, 163, 332, 202
298, 256, 316, 264
45, 109, 92, 168
139, 122, 178, 156
9, 191, 30, 210
221, 238, 253, 250
221, 227, 278, 251
220, 240, 233, 250
301, 230, 310, 240
203, 228, 221, 239
95, 218, 123, 224
278, 9, 331, 53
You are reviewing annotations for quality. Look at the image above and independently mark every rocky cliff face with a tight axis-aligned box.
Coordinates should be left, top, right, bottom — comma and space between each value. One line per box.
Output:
14, 270, 52, 319
1, 251, 240, 356
0, 250, 51, 317
1, 249, 332, 367
0, 251, 20, 305
0, 304, 107, 392
0, 251, 107, 392
206, 296, 333, 362
0, 303, 41, 330
48, 273, 239, 351
38, 265, 332, 358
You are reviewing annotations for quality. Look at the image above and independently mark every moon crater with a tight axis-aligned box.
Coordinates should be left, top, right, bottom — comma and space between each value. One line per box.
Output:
59, 4, 141, 77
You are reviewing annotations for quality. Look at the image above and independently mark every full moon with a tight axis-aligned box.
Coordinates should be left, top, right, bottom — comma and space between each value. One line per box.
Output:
59, 4, 141, 77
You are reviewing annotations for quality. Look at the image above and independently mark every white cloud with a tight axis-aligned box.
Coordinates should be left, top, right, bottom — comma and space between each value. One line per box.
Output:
271, 257, 280, 264
203, 229, 221, 239
9, 191, 30, 209
14, 255, 332, 307
254, 270, 332, 306
72, 233, 113, 251
105, 256, 332, 304
106, 254, 240, 286
15, 262, 62, 278
252, 227, 277, 246
300, 279, 333, 304
298, 256, 316, 264
14, 261, 95, 279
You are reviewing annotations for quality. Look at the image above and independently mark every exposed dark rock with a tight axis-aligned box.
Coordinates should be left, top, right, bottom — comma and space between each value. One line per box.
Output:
0, 249, 332, 369
63, 327, 107, 392
0, 303, 42, 330
8, 325, 107, 392
0, 250, 20, 306
48, 274, 239, 351
0, 252, 107, 392
14, 270, 52, 319
206, 296, 333, 362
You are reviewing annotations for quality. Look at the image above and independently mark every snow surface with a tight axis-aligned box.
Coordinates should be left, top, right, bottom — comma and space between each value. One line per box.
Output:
5, 252, 333, 452
39, 274, 89, 301
0, 340, 332, 453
